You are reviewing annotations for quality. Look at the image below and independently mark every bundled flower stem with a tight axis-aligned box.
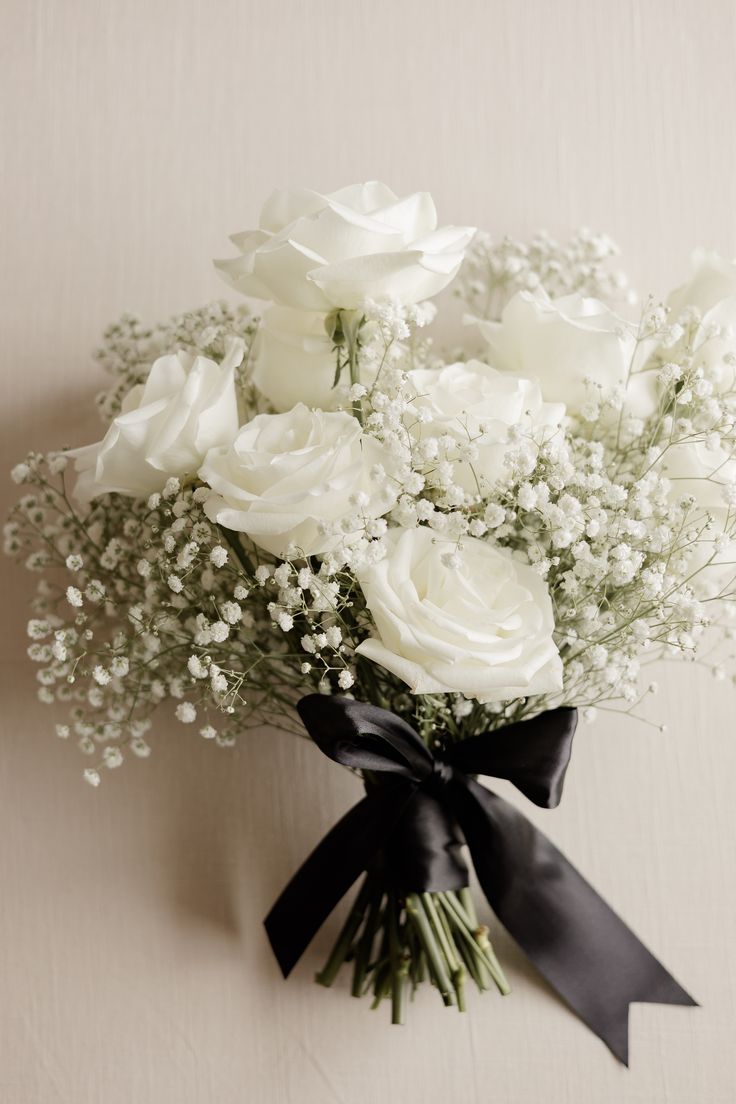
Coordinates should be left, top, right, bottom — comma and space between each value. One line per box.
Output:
316, 877, 509, 1023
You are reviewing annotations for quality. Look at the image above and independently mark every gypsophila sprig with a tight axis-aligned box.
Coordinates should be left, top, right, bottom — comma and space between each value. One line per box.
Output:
457, 227, 636, 323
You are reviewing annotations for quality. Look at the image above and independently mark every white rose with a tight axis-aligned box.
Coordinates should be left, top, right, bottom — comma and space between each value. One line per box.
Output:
355, 527, 563, 703
200, 404, 396, 557
215, 181, 475, 311
406, 359, 564, 492
662, 439, 736, 594
69, 339, 244, 502
667, 251, 736, 392
252, 305, 342, 412
473, 290, 657, 417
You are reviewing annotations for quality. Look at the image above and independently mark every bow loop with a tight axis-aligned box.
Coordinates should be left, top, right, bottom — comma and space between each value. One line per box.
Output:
297, 695, 433, 780
444, 706, 578, 808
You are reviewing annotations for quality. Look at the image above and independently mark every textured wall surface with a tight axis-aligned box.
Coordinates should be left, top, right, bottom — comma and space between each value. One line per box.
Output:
1, 2, 735, 1101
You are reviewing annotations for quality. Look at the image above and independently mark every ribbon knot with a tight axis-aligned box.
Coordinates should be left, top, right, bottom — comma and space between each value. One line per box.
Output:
265, 695, 696, 1065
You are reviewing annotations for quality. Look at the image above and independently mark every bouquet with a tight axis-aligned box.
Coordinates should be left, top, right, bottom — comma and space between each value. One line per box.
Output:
13, 181, 736, 1063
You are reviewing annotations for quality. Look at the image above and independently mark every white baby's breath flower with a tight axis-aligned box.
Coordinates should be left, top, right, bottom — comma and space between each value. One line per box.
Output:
85, 580, 106, 603
103, 747, 124, 769
209, 620, 230, 643
11, 462, 31, 484
27, 618, 51, 640
188, 655, 209, 679
484, 504, 505, 529
211, 672, 228, 694
220, 601, 242, 625
209, 545, 228, 567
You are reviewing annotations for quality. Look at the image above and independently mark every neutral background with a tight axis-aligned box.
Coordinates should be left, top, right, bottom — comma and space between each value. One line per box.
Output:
2, 2, 736, 1101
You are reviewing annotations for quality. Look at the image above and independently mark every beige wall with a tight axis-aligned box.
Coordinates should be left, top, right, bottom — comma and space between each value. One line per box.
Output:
1, 2, 735, 1101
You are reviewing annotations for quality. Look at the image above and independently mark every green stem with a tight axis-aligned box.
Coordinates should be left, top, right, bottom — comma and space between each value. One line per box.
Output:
351, 887, 385, 997
370, 911, 392, 1008
435, 898, 467, 1011
421, 892, 456, 967
454, 887, 489, 993
405, 893, 454, 1006
474, 924, 511, 996
439, 892, 510, 995
387, 892, 407, 1025
454, 927, 486, 992
440, 895, 486, 991
406, 920, 426, 993
313, 883, 510, 1021
339, 309, 365, 422
459, 887, 479, 926
315, 874, 373, 988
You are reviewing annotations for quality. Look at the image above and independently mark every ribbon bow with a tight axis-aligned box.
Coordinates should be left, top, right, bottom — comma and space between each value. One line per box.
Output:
265, 695, 695, 1064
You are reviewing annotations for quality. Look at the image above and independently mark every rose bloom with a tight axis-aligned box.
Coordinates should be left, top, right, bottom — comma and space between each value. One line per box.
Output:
215, 181, 475, 311
69, 339, 243, 502
662, 438, 736, 595
355, 526, 562, 703
406, 359, 564, 493
473, 290, 657, 417
200, 404, 396, 557
667, 251, 736, 392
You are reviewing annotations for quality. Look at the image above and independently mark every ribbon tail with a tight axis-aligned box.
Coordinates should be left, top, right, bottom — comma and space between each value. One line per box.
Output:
454, 778, 697, 1065
264, 780, 415, 978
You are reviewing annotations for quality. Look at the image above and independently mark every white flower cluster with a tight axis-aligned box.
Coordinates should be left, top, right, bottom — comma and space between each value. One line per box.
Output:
7, 181, 736, 782
457, 227, 636, 323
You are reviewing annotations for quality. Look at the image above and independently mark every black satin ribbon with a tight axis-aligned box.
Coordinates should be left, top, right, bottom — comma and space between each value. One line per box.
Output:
265, 695, 696, 1064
